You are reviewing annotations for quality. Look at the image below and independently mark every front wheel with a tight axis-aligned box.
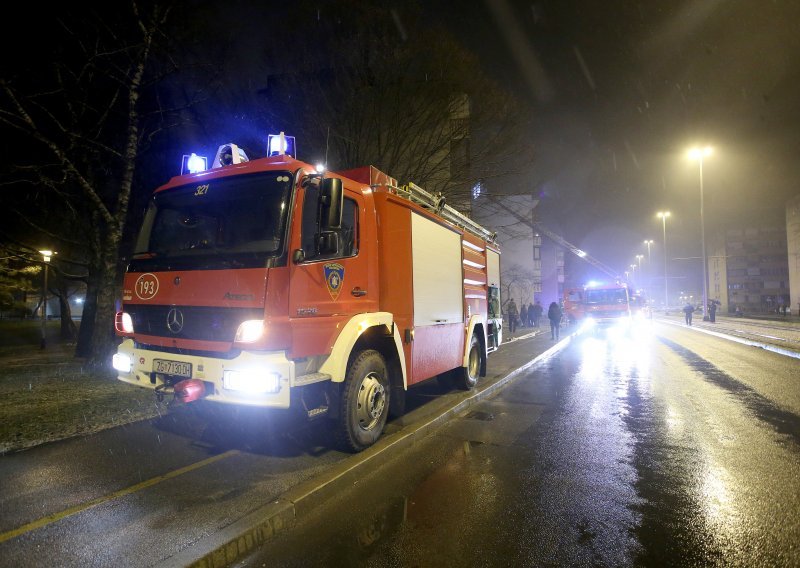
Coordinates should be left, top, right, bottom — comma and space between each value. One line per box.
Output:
456, 333, 482, 390
336, 350, 390, 452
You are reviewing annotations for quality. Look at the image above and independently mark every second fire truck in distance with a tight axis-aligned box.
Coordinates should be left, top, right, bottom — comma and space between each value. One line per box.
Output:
580, 280, 632, 328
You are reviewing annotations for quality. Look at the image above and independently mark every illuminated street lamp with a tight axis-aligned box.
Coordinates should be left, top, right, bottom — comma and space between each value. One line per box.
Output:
38, 249, 54, 349
643, 240, 653, 261
656, 211, 671, 307
635, 254, 644, 296
688, 146, 713, 320
643, 240, 654, 299
630, 264, 637, 287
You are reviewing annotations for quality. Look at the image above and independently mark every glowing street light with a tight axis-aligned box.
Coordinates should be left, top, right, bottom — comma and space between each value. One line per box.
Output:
643, 240, 654, 299
38, 249, 55, 349
643, 240, 653, 261
656, 211, 671, 307
688, 146, 713, 320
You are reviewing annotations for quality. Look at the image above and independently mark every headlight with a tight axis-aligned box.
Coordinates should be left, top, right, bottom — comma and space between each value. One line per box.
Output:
115, 311, 134, 333
112, 353, 132, 373
234, 319, 265, 343
223, 368, 281, 394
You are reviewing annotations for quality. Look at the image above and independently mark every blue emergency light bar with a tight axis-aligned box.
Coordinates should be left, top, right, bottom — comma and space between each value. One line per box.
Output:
181, 153, 208, 175
268, 133, 296, 158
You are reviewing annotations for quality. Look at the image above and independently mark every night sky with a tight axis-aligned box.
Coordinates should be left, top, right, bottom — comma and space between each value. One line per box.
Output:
435, 0, 800, 289
4, 1, 798, 295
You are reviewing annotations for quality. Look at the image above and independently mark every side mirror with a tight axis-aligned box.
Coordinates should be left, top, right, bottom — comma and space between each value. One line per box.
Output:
320, 178, 343, 230
318, 231, 340, 255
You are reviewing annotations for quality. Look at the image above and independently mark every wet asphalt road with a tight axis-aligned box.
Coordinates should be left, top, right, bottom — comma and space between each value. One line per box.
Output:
240, 321, 800, 567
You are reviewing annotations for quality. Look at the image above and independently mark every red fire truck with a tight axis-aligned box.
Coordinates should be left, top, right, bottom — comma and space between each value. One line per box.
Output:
581, 280, 632, 327
112, 141, 502, 451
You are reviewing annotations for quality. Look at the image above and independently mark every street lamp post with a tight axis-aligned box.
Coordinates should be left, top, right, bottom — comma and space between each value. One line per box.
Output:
688, 146, 713, 320
635, 254, 644, 288
630, 264, 637, 288
38, 250, 53, 350
643, 240, 653, 300
656, 212, 671, 308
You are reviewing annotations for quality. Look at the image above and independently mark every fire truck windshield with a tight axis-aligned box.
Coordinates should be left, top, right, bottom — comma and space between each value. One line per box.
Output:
131, 172, 293, 270
584, 288, 628, 305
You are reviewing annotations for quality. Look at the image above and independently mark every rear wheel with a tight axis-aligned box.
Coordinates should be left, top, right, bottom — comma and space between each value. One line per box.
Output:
456, 333, 482, 390
336, 350, 390, 452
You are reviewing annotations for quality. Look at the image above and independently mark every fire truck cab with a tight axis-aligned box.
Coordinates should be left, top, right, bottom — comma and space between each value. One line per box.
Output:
112, 141, 502, 451
581, 281, 632, 328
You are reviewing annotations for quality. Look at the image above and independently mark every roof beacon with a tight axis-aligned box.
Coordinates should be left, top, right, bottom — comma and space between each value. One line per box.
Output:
268, 132, 296, 158
181, 152, 207, 175
212, 143, 249, 168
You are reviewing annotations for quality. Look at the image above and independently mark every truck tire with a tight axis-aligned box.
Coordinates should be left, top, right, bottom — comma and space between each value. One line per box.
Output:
456, 333, 482, 390
336, 350, 390, 452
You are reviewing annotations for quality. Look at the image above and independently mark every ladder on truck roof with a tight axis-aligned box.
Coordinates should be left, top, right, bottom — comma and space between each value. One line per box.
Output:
392, 182, 498, 244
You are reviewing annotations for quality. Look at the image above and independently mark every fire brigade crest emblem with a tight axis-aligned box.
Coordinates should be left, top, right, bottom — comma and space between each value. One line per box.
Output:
323, 262, 345, 300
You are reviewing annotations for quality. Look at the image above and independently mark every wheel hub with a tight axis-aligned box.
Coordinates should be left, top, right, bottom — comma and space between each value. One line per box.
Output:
357, 372, 386, 431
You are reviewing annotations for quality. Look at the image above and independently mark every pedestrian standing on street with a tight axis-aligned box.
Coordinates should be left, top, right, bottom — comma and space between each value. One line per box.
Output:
548, 301, 562, 340
708, 301, 717, 323
683, 302, 694, 326
519, 303, 528, 329
532, 301, 543, 328
507, 299, 519, 333
527, 302, 535, 327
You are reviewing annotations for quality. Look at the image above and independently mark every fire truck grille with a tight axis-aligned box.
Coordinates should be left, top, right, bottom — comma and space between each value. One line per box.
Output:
127, 305, 263, 343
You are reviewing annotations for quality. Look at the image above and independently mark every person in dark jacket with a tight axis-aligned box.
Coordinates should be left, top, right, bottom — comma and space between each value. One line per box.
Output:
507, 299, 519, 333
519, 303, 528, 329
683, 302, 694, 326
708, 300, 717, 323
532, 301, 543, 328
547, 301, 562, 340
527, 302, 536, 327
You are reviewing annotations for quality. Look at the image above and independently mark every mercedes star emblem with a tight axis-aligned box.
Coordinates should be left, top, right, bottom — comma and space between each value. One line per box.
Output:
166, 307, 184, 334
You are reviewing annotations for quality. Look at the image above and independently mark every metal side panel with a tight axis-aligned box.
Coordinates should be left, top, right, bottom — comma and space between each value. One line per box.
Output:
411, 212, 464, 328
487, 248, 501, 289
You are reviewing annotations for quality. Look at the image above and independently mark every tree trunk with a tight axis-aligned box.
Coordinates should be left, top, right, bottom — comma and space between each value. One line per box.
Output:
88, 241, 123, 368
57, 283, 77, 341
75, 268, 100, 358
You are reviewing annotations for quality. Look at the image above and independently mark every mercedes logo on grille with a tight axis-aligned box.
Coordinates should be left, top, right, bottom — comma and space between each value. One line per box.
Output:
166, 307, 184, 334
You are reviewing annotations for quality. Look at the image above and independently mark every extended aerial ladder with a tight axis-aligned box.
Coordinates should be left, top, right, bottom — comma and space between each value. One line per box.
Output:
484, 195, 619, 279
530, 221, 620, 280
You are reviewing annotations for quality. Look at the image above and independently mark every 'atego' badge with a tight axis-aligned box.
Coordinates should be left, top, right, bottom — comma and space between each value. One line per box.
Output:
323, 263, 344, 300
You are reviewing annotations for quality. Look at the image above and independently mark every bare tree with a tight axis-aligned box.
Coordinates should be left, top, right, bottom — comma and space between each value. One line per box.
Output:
253, 3, 535, 210
0, 3, 172, 364
500, 264, 536, 308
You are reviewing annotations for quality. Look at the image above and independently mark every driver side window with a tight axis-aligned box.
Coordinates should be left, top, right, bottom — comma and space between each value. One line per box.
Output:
300, 186, 358, 261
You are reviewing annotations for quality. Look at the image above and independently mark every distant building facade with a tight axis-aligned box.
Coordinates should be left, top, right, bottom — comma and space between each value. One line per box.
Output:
709, 210, 790, 314
472, 194, 566, 310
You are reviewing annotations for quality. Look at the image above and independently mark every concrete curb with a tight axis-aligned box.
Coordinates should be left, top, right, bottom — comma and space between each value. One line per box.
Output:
159, 331, 576, 568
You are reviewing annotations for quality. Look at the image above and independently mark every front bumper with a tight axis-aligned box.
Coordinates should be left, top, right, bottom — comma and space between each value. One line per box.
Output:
114, 339, 293, 408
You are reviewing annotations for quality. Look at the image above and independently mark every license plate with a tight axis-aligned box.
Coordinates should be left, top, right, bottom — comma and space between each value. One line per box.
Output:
153, 359, 192, 378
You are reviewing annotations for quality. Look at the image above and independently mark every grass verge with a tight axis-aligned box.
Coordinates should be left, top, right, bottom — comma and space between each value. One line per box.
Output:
0, 321, 162, 454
